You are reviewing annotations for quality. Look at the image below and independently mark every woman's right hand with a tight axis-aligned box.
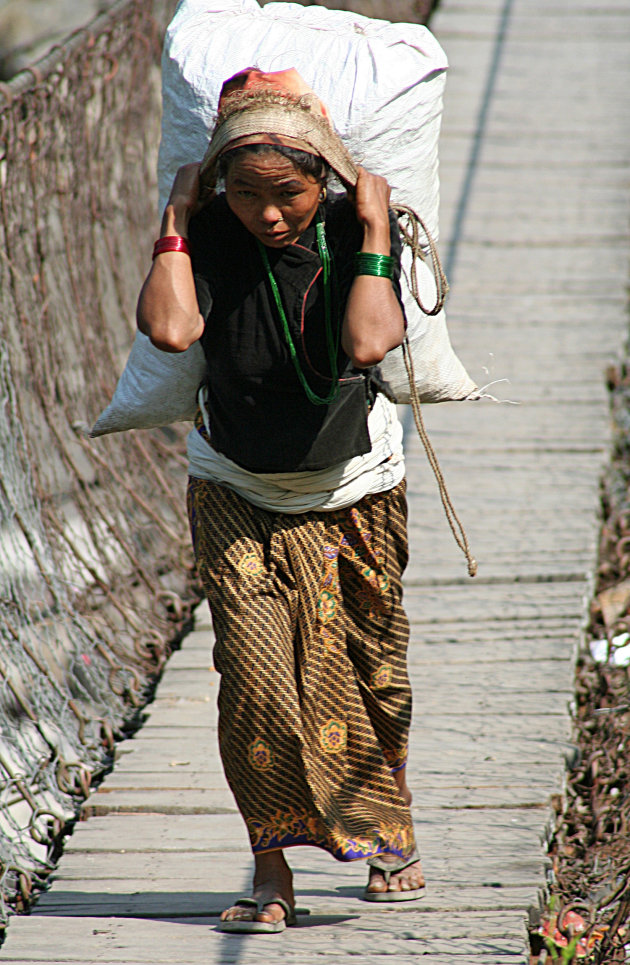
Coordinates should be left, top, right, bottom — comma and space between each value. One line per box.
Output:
162, 163, 204, 236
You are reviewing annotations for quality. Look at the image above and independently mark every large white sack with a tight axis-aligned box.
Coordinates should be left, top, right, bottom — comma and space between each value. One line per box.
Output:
153, 0, 478, 405
381, 257, 471, 404
90, 332, 205, 436
159, 0, 447, 234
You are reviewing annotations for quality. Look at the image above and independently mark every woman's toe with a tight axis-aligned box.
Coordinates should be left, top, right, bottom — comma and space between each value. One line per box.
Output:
257, 902, 286, 924
221, 904, 257, 922
367, 871, 388, 893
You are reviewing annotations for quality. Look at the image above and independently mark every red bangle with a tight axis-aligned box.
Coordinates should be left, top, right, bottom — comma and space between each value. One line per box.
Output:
152, 236, 191, 259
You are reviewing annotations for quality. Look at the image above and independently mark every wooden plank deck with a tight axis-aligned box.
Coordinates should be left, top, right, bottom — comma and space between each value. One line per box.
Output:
2, 0, 630, 961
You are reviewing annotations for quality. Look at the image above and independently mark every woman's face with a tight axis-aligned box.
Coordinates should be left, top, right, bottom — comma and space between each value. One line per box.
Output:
224, 151, 322, 248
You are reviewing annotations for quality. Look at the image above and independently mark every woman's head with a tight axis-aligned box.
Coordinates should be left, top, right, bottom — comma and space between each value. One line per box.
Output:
220, 143, 327, 247
199, 68, 358, 212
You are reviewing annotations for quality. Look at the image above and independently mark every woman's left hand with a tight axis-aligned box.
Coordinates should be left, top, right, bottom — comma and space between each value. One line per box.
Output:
350, 166, 392, 233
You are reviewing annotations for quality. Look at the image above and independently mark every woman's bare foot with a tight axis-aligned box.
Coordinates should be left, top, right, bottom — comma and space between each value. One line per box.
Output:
365, 767, 423, 895
365, 855, 425, 895
220, 850, 294, 925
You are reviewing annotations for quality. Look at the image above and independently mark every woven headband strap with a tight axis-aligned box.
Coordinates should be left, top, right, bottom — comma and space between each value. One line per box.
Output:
199, 105, 359, 190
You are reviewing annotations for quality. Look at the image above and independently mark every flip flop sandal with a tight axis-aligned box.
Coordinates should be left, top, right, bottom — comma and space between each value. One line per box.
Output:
217, 896, 297, 933
362, 849, 425, 902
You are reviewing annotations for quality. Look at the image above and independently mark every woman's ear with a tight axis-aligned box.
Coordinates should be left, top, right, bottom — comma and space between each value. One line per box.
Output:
198, 160, 218, 208
199, 183, 217, 209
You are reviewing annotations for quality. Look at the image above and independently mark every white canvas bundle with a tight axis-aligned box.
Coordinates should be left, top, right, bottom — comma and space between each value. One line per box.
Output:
90, 333, 206, 437
381, 255, 471, 404
159, 0, 446, 234
91, 0, 478, 438
159, 0, 477, 405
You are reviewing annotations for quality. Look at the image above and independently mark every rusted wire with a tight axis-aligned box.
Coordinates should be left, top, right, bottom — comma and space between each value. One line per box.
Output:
0, 0, 190, 929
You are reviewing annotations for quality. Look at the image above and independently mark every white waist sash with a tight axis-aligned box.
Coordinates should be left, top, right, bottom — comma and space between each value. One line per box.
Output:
187, 392, 405, 514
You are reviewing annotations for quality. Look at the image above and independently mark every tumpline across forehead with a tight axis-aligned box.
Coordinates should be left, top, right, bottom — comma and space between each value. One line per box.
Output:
217, 143, 329, 182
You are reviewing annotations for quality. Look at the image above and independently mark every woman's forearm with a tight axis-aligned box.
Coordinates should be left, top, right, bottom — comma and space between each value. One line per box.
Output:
341, 216, 405, 368
136, 166, 205, 353
342, 282, 405, 368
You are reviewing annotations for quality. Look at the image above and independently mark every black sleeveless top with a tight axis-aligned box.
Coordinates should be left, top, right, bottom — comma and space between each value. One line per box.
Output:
188, 194, 404, 473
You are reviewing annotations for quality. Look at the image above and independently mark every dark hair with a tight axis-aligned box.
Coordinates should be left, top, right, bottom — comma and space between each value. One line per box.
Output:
218, 142, 329, 183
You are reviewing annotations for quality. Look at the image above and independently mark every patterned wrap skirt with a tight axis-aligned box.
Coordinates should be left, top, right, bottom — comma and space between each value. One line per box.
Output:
187, 476, 416, 862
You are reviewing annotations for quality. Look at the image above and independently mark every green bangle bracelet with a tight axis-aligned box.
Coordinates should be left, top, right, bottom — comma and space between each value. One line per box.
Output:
354, 252, 395, 279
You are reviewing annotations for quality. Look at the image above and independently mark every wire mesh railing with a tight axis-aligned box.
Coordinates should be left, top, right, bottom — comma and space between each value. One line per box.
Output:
0, 0, 196, 930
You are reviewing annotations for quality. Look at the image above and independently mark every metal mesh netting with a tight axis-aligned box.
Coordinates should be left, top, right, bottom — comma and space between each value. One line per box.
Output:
0, 0, 196, 927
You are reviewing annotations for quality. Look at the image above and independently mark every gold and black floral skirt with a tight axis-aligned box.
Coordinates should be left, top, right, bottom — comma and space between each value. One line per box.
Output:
187, 477, 416, 862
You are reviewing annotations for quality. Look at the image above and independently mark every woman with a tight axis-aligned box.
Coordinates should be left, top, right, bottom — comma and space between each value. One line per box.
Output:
137, 67, 424, 933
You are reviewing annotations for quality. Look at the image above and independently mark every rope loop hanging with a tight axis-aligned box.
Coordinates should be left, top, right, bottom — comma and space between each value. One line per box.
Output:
386, 205, 477, 576
402, 338, 478, 578
392, 202, 449, 317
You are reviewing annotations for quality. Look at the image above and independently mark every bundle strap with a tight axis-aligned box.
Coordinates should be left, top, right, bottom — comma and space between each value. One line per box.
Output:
402, 337, 478, 579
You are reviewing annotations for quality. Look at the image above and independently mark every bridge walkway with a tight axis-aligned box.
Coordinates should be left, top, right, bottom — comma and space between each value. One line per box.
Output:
2, 0, 630, 961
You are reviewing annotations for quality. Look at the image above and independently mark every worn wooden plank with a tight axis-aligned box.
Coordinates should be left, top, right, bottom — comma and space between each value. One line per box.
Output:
63, 813, 248, 854
92, 774, 559, 810
35, 883, 539, 917
50, 858, 546, 892
62, 805, 553, 855
0, 913, 528, 964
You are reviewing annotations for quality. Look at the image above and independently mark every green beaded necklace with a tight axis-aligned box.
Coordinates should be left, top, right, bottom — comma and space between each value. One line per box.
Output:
256, 215, 340, 406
